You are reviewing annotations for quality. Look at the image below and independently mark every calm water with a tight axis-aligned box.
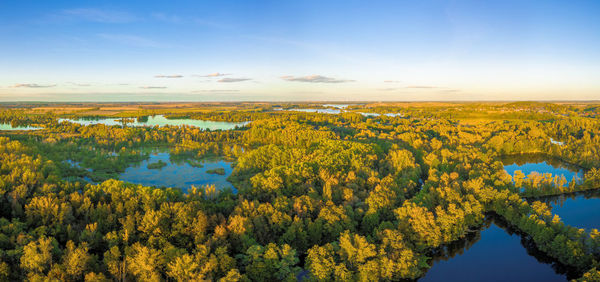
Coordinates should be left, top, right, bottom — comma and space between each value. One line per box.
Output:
288, 108, 342, 114
502, 154, 584, 185
59, 115, 248, 130
322, 104, 349, 109
119, 152, 235, 192
532, 190, 600, 230
421, 217, 571, 281
358, 112, 404, 117
0, 123, 41, 130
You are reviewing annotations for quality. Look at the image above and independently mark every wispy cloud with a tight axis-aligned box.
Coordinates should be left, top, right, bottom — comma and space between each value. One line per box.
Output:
384, 80, 400, 83
59, 8, 136, 23
281, 75, 354, 83
98, 33, 163, 48
218, 78, 251, 83
12, 83, 56, 88
377, 88, 399, 91
140, 86, 167, 89
196, 72, 230, 78
154, 75, 183, 78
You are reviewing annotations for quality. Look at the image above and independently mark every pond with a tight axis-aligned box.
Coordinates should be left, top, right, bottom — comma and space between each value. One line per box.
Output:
0, 123, 41, 130
119, 151, 235, 193
420, 216, 573, 281
531, 189, 600, 231
501, 154, 584, 185
59, 115, 248, 130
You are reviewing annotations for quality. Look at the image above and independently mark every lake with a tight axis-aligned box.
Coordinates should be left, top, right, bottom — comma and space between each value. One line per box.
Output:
358, 112, 404, 117
531, 190, 600, 231
501, 154, 584, 185
420, 216, 573, 281
119, 151, 235, 192
322, 104, 349, 109
0, 123, 41, 130
59, 115, 248, 130
287, 108, 342, 114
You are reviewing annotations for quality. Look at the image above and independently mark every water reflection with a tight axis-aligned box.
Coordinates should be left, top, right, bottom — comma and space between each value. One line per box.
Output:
358, 112, 404, 117
59, 115, 248, 130
501, 154, 584, 185
530, 190, 600, 230
288, 108, 342, 114
322, 104, 349, 109
0, 123, 41, 130
421, 215, 576, 281
119, 150, 235, 193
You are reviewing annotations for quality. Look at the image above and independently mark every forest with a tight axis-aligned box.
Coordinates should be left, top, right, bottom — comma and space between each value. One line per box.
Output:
0, 102, 599, 281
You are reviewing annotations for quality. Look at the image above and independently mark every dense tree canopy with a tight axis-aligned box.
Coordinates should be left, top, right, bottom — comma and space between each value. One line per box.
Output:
0, 102, 599, 280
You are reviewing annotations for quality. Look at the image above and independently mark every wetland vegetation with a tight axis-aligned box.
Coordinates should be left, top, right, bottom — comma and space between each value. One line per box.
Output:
0, 102, 599, 281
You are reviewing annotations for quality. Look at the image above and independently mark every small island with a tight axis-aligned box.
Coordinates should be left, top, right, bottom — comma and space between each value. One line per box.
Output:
186, 159, 204, 168
205, 167, 226, 175
147, 160, 167, 169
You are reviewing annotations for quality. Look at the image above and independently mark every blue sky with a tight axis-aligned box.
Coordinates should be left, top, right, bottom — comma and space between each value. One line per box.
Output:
1, 0, 599, 101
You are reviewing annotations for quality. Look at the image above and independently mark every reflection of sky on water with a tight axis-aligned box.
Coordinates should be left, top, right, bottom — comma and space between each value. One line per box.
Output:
59, 115, 248, 130
119, 152, 235, 193
421, 219, 567, 281
0, 123, 41, 130
532, 190, 600, 231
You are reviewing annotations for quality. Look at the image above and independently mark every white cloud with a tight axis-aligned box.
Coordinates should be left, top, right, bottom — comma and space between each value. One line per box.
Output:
281, 75, 354, 83
218, 78, 251, 83
196, 72, 230, 77
12, 83, 56, 88
154, 75, 183, 78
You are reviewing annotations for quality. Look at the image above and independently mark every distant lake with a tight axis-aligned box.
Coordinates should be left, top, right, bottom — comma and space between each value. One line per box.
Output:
501, 154, 584, 185
0, 123, 41, 131
273, 108, 405, 117
59, 115, 248, 130
420, 216, 572, 281
358, 112, 404, 117
322, 104, 349, 109
288, 108, 342, 114
119, 151, 235, 193
531, 190, 600, 231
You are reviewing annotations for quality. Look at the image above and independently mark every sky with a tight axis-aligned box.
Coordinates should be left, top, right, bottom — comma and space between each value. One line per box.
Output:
0, 0, 599, 102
